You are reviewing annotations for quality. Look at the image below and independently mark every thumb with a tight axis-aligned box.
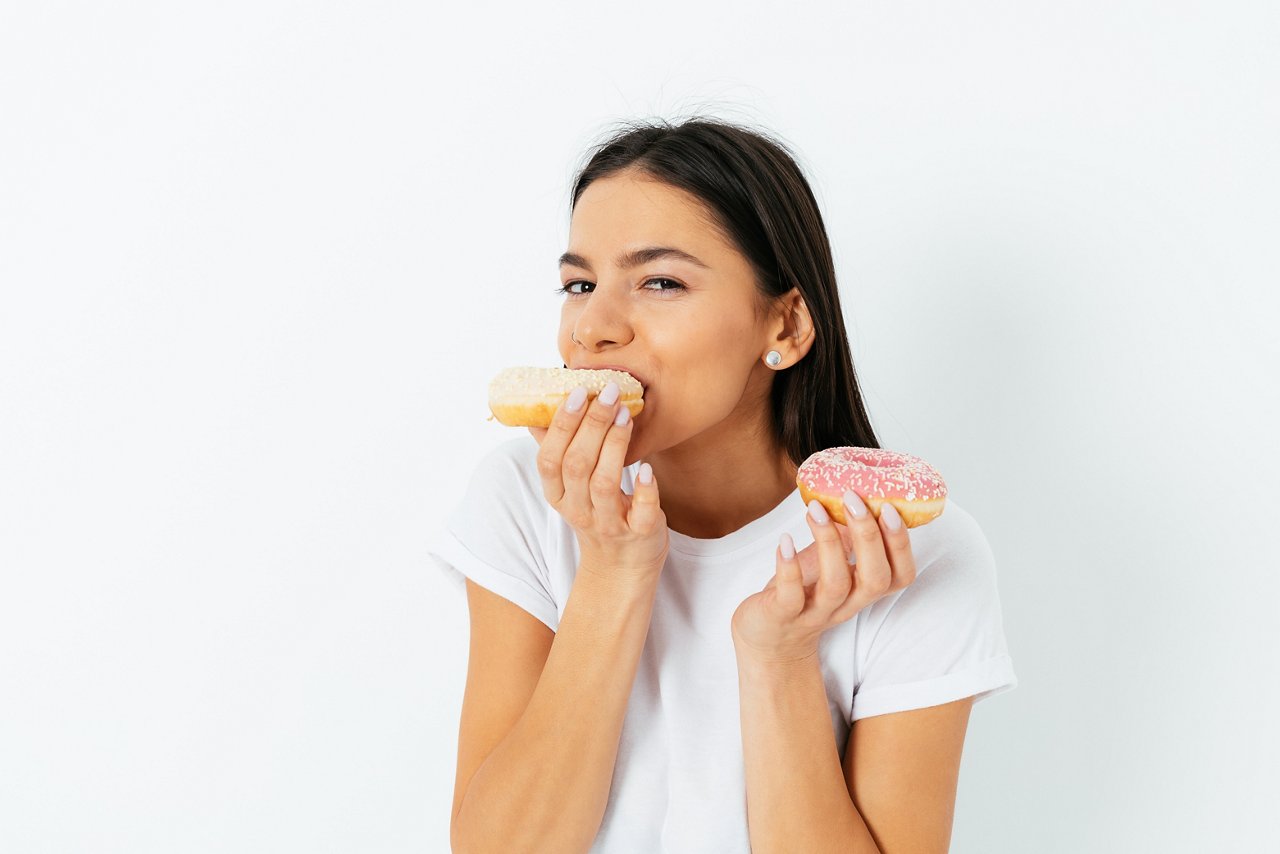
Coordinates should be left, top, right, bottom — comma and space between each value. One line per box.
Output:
627, 461, 662, 533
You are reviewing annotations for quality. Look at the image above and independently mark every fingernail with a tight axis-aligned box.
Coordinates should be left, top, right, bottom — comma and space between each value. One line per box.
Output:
881, 502, 902, 531
638, 462, 653, 484
614, 406, 630, 426
566, 386, 588, 412
599, 381, 620, 405
843, 490, 867, 519
807, 499, 829, 525
779, 532, 795, 559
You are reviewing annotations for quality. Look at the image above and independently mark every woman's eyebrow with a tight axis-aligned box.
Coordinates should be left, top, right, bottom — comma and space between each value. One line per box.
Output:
558, 246, 710, 271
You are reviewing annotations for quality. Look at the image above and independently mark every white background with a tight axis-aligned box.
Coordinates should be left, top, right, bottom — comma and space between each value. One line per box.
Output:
2, 1, 1277, 851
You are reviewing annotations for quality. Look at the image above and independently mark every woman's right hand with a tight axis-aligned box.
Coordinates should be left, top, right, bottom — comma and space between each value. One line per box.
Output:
527, 381, 668, 586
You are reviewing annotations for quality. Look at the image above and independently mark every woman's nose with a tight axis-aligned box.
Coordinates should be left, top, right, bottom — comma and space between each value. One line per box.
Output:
571, 283, 630, 349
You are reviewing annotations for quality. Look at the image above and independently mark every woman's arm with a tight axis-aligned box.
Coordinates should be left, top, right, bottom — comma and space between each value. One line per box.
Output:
736, 651, 882, 854
842, 695, 974, 853
452, 567, 659, 854
732, 486, 980, 852
736, 648, 974, 854
452, 380, 669, 853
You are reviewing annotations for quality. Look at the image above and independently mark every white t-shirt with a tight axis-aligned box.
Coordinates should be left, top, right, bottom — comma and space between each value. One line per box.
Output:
428, 436, 1018, 854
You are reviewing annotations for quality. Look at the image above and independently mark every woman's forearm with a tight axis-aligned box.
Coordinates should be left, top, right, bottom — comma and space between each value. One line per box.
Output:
735, 650, 881, 854
452, 567, 659, 854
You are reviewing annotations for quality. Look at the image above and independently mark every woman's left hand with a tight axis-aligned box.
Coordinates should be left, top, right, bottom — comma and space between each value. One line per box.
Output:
730, 491, 918, 664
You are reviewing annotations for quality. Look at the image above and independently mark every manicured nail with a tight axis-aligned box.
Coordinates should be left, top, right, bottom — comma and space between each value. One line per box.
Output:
881, 502, 902, 531
843, 490, 867, 519
566, 386, 588, 412
638, 462, 653, 484
779, 532, 795, 560
614, 406, 630, 426
807, 499, 829, 525
599, 381, 620, 405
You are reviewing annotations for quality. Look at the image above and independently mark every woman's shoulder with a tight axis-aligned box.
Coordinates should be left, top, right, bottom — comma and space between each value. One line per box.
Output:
465, 435, 543, 490
907, 498, 1000, 582
854, 497, 1008, 658
453, 435, 556, 527
444, 435, 556, 544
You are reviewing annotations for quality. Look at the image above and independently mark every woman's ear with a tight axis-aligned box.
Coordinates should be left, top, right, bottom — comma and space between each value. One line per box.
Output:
773, 286, 816, 361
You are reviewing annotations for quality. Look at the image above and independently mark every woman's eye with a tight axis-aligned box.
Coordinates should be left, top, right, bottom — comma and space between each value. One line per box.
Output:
643, 277, 685, 292
554, 278, 685, 296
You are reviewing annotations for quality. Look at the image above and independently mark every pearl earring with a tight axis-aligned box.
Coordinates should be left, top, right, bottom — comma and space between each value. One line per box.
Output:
765, 350, 782, 368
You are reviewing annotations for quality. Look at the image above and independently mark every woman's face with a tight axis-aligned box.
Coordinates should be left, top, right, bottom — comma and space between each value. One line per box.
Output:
559, 169, 779, 466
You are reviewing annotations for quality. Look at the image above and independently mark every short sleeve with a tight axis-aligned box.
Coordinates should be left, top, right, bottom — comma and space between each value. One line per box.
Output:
851, 504, 1017, 721
426, 437, 561, 632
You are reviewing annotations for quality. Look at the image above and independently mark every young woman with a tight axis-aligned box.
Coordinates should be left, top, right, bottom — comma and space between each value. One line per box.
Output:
431, 117, 1018, 854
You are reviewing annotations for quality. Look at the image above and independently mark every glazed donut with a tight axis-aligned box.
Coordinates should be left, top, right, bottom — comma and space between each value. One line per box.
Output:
488, 366, 645, 428
796, 447, 948, 529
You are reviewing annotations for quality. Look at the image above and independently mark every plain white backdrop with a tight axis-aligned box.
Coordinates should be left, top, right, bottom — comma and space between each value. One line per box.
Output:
2, 1, 1276, 851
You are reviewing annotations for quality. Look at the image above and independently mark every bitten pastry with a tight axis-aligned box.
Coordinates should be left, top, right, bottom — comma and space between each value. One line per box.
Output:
488, 366, 645, 428
796, 447, 948, 528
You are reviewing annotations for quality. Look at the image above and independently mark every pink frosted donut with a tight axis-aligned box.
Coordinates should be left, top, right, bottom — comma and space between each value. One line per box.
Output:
796, 447, 948, 529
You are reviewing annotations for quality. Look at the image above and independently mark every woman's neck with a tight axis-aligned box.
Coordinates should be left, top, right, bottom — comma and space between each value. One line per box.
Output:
648, 437, 798, 540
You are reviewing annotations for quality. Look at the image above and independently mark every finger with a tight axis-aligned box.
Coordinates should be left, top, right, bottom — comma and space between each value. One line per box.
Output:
626, 461, 663, 534
589, 402, 635, 528
533, 386, 590, 505
876, 502, 917, 592
806, 499, 852, 614
527, 426, 548, 446
560, 382, 623, 520
772, 515, 851, 589
764, 565, 815, 595
792, 542, 823, 587
841, 490, 893, 602
773, 532, 805, 616
831, 520, 856, 567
